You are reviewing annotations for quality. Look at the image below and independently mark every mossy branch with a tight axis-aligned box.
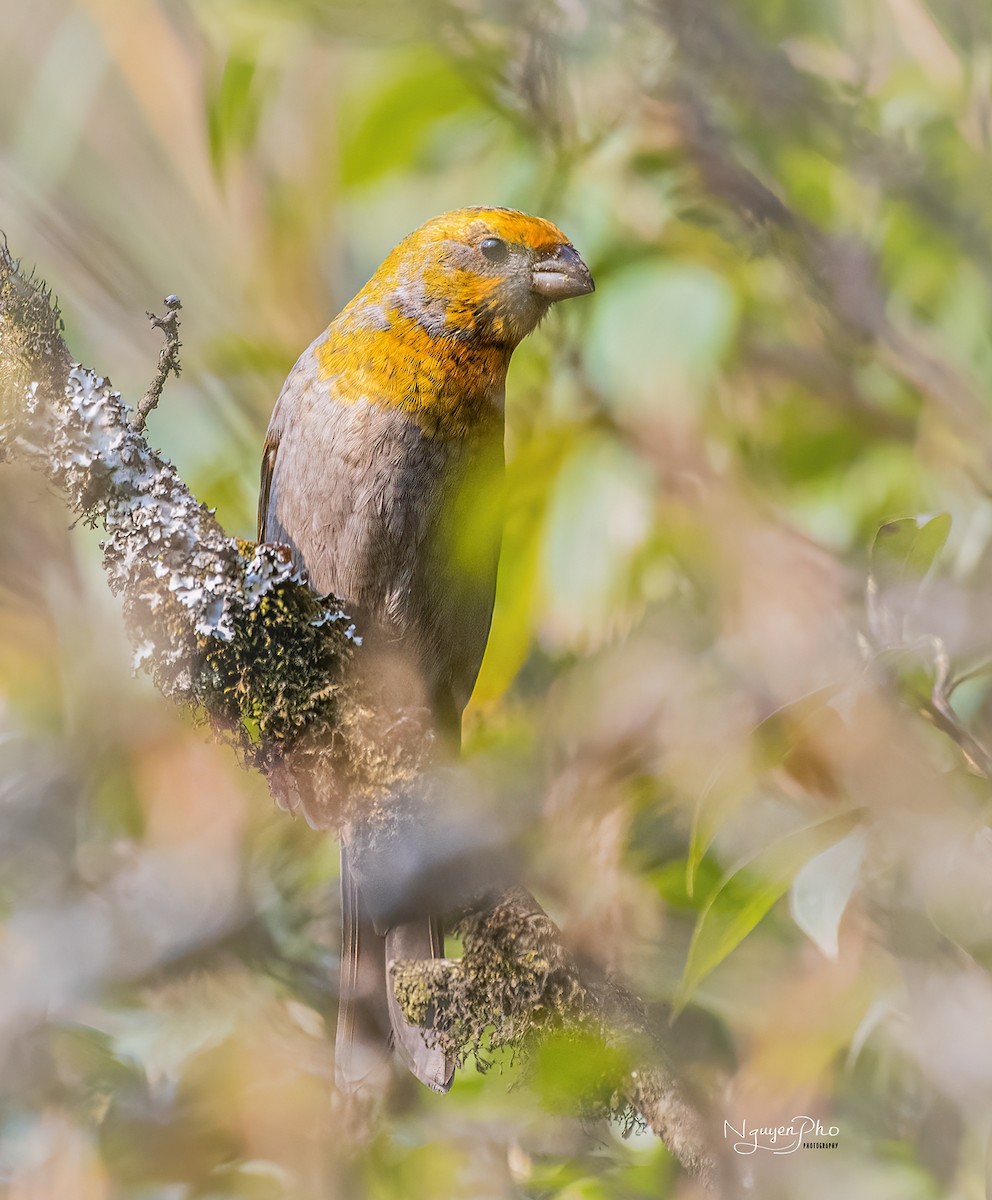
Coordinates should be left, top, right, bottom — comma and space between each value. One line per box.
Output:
393, 889, 729, 1188
0, 239, 439, 831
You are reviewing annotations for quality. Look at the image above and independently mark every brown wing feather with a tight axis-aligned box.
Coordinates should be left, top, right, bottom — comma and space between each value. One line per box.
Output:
257, 430, 280, 542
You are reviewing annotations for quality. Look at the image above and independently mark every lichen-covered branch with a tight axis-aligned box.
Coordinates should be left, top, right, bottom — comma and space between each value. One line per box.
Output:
0, 240, 723, 1186
393, 889, 728, 1188
0, 238, 428, 829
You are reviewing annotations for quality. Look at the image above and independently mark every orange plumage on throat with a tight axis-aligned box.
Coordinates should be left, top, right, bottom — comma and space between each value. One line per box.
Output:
316, 317, 509, 438
314, 208, 571, 437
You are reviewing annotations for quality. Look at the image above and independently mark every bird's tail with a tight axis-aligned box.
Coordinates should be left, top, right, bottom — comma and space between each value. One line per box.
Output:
335, 841, 454, 1093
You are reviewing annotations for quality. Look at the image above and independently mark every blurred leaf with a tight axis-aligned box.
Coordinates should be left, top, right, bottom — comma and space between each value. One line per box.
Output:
653, 856, 722, 912
367, 1138, 465, 1200
848, 996, 902, 1070
206, 54, 266, 174
586, 262, 738, 417
530, 1028, 632, 1115
541, 433, 655, 649
687, 687, 842, 896
110, 1003, 241, 1083
686, 764, 756, 902
99, 1087, 239, 1187
205, 1159, 293, 1200
867, 513, 951, 646
676, 808, 865, 1014
789, 826, 867, 959
339, 48, 486, 188
473, 430, 576, 703
49, 1023, 146, 1117
870, 513, 951, 588
754, 686, 845, 798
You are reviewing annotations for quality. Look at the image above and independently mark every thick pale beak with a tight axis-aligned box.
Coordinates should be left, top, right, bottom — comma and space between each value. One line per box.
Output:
531, 243, 595, 301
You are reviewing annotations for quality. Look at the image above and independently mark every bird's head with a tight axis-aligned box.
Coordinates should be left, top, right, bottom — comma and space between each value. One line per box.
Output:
347, 207, 594, 348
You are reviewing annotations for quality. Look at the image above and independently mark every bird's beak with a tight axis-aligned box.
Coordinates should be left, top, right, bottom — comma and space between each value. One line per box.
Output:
531, 244, 595, 301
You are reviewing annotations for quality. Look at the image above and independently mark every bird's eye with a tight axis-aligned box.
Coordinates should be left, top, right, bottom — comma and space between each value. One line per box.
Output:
479, 237, 510, 265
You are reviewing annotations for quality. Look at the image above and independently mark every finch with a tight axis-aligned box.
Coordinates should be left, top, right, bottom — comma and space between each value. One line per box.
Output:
258, 207, 594, 1092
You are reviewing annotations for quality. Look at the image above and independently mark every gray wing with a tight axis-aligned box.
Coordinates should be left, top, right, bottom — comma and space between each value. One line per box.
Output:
258, 345, 388, 598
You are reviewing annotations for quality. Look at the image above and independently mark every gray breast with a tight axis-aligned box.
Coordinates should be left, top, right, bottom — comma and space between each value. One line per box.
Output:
262, 365, 503, 727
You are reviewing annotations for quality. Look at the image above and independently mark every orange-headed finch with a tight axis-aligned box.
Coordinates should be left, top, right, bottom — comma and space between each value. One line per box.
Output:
258, 207, 594, 1092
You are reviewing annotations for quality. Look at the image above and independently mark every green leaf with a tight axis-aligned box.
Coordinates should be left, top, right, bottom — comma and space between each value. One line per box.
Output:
654, 857, 722, 911
206, 54, 266, 174
870, 513, 951, 589
339, 49, 485, 188
586, 262, 738, 419
686, 763, 755, 901
867, 513, 951, 645
675, 808, 865, 1014
472, 430, 576, 704
530, 1028, 633, 1115
541, 433, 655, 649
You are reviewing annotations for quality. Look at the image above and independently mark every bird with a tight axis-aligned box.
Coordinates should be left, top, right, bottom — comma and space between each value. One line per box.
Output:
258, 207, 594, 1093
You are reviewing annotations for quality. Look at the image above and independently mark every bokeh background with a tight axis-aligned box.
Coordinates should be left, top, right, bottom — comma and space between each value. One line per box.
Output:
5, 0, 992, 1196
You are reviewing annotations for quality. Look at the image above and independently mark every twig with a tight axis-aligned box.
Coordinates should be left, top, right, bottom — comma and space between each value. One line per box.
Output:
133, 294, 182, 432
924, 643, 992, 780
949, 654, 992, 695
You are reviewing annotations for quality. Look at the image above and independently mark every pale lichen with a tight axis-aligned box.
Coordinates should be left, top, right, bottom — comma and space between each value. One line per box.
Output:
0, 245, 408, 828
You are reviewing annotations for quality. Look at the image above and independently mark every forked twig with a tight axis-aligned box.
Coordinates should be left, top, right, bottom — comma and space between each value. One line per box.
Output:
133, 294, 182, 432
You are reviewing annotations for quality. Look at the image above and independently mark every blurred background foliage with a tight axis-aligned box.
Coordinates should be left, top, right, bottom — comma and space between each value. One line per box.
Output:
4, 0, 992, 1196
